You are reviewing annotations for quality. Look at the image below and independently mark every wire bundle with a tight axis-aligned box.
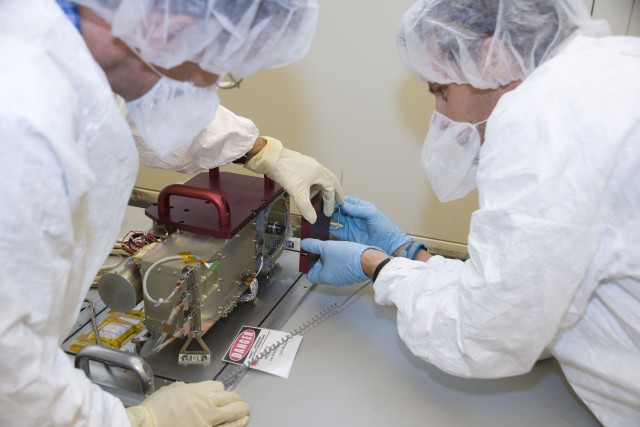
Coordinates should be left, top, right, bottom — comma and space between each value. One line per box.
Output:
119, 230, 159, 255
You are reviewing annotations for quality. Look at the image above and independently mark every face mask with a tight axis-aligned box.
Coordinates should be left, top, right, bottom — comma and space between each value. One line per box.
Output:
126, 76, 220, 157
421, 111, 487, 202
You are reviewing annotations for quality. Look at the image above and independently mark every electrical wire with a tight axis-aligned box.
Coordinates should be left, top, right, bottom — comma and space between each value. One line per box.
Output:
120, 230, 159, 255
142, 255, 195, 306
145, 306, 181, 357
93, 226, 167, 287
221, 280, 371, 391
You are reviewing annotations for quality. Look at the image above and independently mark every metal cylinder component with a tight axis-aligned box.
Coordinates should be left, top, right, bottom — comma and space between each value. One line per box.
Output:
98, 257, 142, 313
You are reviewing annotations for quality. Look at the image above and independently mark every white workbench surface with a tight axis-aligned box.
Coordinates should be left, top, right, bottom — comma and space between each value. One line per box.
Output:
120, 206, 601, 426
236, 281, 601, 426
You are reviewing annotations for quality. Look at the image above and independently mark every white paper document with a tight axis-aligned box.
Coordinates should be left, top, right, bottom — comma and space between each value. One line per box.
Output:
222, 326, 302, 378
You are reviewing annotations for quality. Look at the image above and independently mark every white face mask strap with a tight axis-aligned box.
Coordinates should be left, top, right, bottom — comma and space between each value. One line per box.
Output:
130, 47, 165, 79
434, 110, 488, 128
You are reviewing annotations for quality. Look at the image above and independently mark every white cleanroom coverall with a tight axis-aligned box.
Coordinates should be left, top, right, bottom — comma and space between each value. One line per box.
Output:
0, 0, 256, 426
374, 35, 640, 427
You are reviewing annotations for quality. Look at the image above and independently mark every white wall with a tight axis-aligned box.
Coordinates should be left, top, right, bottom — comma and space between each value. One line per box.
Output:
631, 1, 640, 35
136, 0, 637, 251
137, 0, 476, 249
218, 0, 479, 246
588, 0, 639, 35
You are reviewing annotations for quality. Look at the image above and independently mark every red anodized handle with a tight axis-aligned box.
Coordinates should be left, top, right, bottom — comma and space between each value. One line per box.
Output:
157, 184, 231, 227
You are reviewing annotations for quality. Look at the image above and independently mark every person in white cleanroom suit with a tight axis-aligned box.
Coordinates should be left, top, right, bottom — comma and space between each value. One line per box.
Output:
301, 0, 640, 426
0, 0, 343, 426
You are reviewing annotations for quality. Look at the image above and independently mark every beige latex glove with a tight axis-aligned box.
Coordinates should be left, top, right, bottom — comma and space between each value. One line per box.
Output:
126, 381, 249, 427
245, 137, 344, 224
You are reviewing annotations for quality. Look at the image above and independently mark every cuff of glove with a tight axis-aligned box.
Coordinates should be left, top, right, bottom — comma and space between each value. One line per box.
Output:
244, 136, 283, 175
399, 241, 427, 260
126, 405, 155, 427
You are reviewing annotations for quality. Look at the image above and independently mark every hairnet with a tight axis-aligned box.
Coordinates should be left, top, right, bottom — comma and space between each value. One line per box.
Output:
397, 0, 610, 89
75, 0, 319, 79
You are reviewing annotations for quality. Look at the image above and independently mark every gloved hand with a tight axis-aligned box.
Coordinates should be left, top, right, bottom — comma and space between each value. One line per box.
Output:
126, 381, 249, 427
330, 196, 411, 255
245, 137, 344, 224
301, 238, 383, 286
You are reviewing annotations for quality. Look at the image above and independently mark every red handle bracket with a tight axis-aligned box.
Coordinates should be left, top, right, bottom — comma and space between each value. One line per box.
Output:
157, 184, 231, 227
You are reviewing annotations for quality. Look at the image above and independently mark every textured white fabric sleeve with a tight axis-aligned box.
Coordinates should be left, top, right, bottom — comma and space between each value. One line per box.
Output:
374, 215, 601, 379
0, 127, 130, 427
373, 55, 612, 378
120, 98, 259, 174
0, 294, 129, 427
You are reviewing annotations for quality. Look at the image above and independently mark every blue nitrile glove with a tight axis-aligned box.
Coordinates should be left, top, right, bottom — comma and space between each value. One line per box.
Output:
301, 238, 383, 286
330, 196, 411, 255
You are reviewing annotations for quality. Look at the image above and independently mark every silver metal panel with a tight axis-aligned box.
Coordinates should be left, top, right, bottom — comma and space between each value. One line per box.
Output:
64, 250, 309, 387
139, 224, 256, 336
143, 249, 308, 383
